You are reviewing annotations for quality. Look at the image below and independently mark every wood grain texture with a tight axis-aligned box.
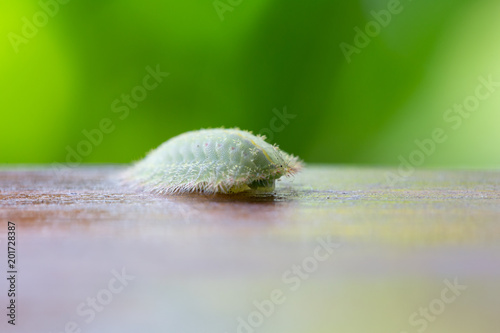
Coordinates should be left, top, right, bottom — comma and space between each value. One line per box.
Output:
0, 165, 499, 333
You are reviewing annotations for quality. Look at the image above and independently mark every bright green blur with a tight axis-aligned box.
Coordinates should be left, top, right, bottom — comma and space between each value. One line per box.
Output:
1, 0, 500, 168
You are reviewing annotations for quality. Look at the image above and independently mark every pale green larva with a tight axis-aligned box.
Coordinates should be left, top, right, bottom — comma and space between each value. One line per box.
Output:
122, 128, 302, 194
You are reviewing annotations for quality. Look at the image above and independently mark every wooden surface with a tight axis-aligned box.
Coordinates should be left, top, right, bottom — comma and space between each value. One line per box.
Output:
0, 165, 499, 333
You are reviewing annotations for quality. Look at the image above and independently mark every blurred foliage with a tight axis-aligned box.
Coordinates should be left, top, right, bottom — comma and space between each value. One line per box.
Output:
1, 0, 500, 168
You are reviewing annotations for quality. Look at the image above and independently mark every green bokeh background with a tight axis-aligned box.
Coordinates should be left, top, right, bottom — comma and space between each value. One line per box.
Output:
2, 0, 500, 167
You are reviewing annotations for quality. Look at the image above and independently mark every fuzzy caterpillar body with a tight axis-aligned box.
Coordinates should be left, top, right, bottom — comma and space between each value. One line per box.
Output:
122, 128, 302, 194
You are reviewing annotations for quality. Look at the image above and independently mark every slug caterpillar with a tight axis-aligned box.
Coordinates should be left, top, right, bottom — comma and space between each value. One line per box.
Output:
122, 128, 302, 194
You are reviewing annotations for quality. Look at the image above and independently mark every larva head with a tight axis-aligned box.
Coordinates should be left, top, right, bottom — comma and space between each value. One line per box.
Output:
222, 130, 301, 176
244, 149, 302, 192
273, 145, 303, 176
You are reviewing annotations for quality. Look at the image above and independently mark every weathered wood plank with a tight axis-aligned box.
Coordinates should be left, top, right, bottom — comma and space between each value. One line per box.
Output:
0, 165, 499, 333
